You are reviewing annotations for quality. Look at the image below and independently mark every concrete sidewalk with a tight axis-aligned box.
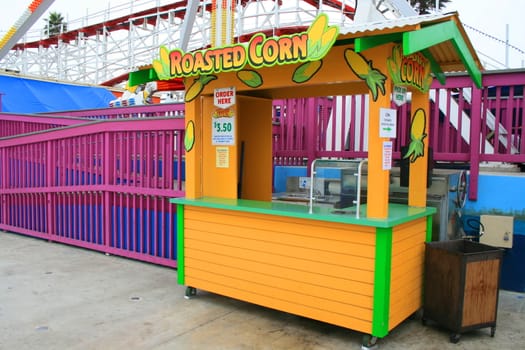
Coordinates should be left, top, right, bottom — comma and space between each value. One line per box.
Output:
1, 231, 524, 350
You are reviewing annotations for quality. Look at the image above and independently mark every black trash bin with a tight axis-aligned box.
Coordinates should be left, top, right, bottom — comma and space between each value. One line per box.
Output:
423, 239, 504, 343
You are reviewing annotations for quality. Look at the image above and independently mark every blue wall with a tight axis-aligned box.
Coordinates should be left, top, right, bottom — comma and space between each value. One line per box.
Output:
463, 172, 525, 292
0, 75, 115, 113
465, 172, 525, 217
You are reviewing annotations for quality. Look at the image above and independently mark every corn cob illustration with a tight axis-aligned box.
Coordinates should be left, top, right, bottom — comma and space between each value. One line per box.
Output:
387, 45, 402, 85
184, 120, 196, 152
152, 45, 171, 80
184, 75, 217, 102
237, 69, 263, 88
344, 49, 386, 101
291, 13, 338, 83
307, 13, 338, 60
404, 108, 427, 163
292, 60, 322, 83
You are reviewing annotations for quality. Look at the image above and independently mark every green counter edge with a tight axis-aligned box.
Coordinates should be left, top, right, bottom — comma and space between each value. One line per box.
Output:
169, 197, 436, 228
176, 204, 185, 285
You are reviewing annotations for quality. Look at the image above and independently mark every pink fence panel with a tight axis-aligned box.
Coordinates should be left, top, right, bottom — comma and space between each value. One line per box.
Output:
271, 71, 525, 198
0, 117, 185, 267
48, 102, 185, 119
0, 113, 89, 138
479, 72, 525, 163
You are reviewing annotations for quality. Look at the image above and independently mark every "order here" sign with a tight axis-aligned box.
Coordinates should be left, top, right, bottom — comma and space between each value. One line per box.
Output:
214, 87, 235, 109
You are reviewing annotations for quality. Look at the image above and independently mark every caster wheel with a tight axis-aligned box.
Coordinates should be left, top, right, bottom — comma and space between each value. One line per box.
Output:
184, 286, 197, 299
449, 333, 460, 344
361, 334, 378, 350
490, 326, 496, 337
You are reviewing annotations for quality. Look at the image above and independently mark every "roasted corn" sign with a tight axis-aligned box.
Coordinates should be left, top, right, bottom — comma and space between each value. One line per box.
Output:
152, 13, 339, 80
387, 45, 433, 93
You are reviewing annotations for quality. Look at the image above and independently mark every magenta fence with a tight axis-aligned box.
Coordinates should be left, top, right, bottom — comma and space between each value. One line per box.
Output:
2, 70, 524, 263
0, 117, 185, 267
48, 102, 185, 119
0, 113, 90, 138
271, 71, 525, 199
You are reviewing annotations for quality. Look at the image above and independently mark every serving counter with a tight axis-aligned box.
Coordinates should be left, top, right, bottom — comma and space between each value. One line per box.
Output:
171, 197, 435, 343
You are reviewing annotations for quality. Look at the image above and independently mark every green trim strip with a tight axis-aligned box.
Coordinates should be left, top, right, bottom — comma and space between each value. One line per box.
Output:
176, 204, 185, 285
425, 214, 433, 242
421, 48, 446, 85
333, 38, 354, 47
129, 68, 159, 87
354, 33, 401, 52
372, 227, 393, 337
402, 21, 482, 88
169, 197, 436, 228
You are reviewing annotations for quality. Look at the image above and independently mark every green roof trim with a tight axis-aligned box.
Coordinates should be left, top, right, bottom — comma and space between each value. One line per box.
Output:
128, 68, 159, 87
421, 48, 446, 85
354, 33, 401, 52
402, 20, 482, 88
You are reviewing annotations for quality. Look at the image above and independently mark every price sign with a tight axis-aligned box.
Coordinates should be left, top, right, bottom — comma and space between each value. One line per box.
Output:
213, 121, 233, 133
212, 107, 235, 145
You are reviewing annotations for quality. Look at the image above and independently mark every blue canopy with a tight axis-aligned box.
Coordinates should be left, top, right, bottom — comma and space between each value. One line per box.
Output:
0, 75, 115, 113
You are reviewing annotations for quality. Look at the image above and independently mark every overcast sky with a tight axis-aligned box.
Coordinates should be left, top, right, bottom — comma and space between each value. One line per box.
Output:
0, 0, 523, 69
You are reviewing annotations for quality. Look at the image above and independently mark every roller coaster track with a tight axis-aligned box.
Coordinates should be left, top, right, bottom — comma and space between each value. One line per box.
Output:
0, 0, 356, 87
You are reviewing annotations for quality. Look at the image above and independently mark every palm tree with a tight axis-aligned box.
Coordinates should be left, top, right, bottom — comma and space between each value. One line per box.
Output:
409, 0, 451, 14
44, 12, 67, 37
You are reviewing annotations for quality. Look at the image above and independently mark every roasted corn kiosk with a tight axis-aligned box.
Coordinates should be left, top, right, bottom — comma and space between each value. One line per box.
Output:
156, 12, 483, 348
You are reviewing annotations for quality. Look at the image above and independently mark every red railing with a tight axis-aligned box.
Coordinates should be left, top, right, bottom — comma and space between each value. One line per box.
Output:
0, 117, 185, 267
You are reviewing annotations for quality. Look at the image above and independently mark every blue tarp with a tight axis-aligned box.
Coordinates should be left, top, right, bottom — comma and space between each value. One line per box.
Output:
0, 75, 115, 113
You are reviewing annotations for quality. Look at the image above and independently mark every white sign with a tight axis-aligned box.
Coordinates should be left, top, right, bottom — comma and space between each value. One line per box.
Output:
214, 87, 235, 108
379, 107, 397, 138
393, 85, 407, 106
212, 108, 235, 145
382, 141, 393, 170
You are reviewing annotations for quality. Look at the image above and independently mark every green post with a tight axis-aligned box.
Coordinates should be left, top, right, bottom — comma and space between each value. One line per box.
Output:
176, 204, 185, 285
372, 227, 393, 337
426, 214, 433, 242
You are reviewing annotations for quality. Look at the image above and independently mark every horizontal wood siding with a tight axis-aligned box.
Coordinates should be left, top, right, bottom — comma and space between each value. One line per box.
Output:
183, 206, 377, 333
388, 218, 427, 329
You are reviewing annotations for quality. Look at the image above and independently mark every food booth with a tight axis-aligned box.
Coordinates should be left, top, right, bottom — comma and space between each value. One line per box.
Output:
151, 12, 483, 348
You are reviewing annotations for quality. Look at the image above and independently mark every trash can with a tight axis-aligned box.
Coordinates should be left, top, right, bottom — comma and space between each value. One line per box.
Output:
422, 239, 504, 343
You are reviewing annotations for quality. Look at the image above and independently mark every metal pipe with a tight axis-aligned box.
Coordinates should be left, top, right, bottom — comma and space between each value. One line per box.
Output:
355, 159, 368, 219
308, 158, 319, 214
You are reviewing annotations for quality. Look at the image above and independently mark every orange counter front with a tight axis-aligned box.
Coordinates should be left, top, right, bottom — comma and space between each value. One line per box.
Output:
171, 197, 435, 342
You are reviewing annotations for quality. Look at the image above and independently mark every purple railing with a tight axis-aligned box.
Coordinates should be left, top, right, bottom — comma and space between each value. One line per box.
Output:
0, 113, 89, 138
271, 71, 525, 200
0, 117, 185, 267
48, 102, 185, 119
2, 70, 524, 263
